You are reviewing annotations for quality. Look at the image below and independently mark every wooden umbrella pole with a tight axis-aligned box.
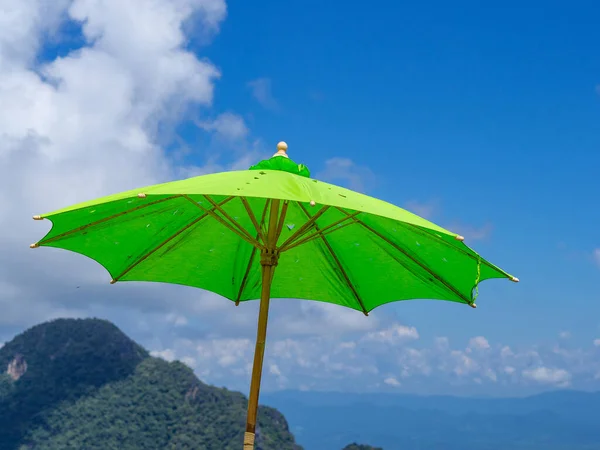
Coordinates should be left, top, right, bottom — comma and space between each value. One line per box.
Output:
244, 199, 281, 449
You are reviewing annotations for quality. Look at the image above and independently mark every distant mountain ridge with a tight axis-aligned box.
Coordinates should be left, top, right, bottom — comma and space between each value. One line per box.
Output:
262, 389, 600, 450
0, 318, 302, 450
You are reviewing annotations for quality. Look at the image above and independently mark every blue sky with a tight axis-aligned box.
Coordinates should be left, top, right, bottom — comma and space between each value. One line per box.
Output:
1, 0, 599, 396
202, 0, 600, 345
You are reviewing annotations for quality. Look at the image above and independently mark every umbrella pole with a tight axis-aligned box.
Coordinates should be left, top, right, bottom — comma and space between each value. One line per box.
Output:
244, 200, 281, 449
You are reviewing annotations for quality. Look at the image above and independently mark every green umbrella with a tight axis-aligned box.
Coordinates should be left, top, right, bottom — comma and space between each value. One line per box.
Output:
31, 142, 518, 449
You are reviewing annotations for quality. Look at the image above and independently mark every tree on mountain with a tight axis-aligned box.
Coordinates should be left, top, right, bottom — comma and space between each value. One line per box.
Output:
342, 443, 383, 450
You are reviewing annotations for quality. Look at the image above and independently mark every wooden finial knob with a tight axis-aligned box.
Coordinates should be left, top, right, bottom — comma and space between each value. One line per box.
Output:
273, 141, 289, 158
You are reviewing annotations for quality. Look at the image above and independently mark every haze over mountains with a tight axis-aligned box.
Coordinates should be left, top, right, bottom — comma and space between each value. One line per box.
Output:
263, 390, 600, 450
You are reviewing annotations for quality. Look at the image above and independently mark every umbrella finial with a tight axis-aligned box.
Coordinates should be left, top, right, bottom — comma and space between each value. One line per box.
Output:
273, 141, 289, 158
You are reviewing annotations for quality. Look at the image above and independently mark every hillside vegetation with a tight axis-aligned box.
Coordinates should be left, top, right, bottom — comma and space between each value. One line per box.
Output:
0, 318, 301, 450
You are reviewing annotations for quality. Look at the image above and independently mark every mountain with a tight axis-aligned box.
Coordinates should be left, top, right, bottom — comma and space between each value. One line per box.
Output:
8, 317, 596, 450
342, 444, 383, 450
0, 318, 301, 450
262, 390, 600, 450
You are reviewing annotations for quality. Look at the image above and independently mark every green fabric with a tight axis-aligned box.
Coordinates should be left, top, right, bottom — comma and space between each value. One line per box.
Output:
33, 167, 514, 313
249, 156, 311, 178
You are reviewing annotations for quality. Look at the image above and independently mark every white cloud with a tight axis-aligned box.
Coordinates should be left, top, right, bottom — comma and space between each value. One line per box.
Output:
3, 0, 600, 399
522, 367, 571, 387
196, 112, 249, 141
316, 157, 375, 193
503, 366, 516, 375
363, 323, 419, 344
196, 338, 253, 368
384, 376, 401, 387
404, 200, 439, 219
269, 364, 282, 376
467, 336, 490, 351
483, 368, 497, 382
165, 313, 188, 327
132, 319, 600, 394
181, 356, 197, 368
559, 331, 571, 339
0, 0, 71, 68
270, 301, 379, 337
247, 77, 278, 110
449, 350, 479, 376
434, 336, 450, 350
398, 348, 431, 377
593, 339, 600, 347
151, 348, 177, 362
0, 0, 230, 329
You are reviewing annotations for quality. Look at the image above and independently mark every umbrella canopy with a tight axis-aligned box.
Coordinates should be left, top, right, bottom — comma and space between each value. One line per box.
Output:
31, 142, 518, 449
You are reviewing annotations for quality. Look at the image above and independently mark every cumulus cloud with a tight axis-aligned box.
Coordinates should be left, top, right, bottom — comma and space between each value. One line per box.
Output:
384, 376, 401, 387
195, 112, 249, 141
139, 318, 600, 395
363, 324, 419, 344
2, 0, 599, 398
316, 157, 376, 193
0, 0, 232, 328
467, 336, 490, 351
269, 301, 380, 337
522, 367, 571, 387
247, 77, 278, 110
151, 348, 177, 362
500, 346, 514, 358
165, 313, 189, 327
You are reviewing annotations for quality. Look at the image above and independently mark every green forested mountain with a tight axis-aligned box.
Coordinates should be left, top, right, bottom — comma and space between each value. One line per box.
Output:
0, 318, 301, 450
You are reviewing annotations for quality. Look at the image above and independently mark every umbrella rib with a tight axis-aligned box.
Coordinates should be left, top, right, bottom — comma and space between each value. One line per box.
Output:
402, 222, 512, 279
401, 222, 484, 265
274, 200, 289, 241
240, 197, 266, 245
111, 197, 234, 283
39, 195, 182, 245
334, 207, 471, 304
280, 212, 360, 252
298, 203, 369, 316
236, 200, 270, 305
278, 205, 330, 250
203, 195, 259, 246
183, 196, 262, 248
